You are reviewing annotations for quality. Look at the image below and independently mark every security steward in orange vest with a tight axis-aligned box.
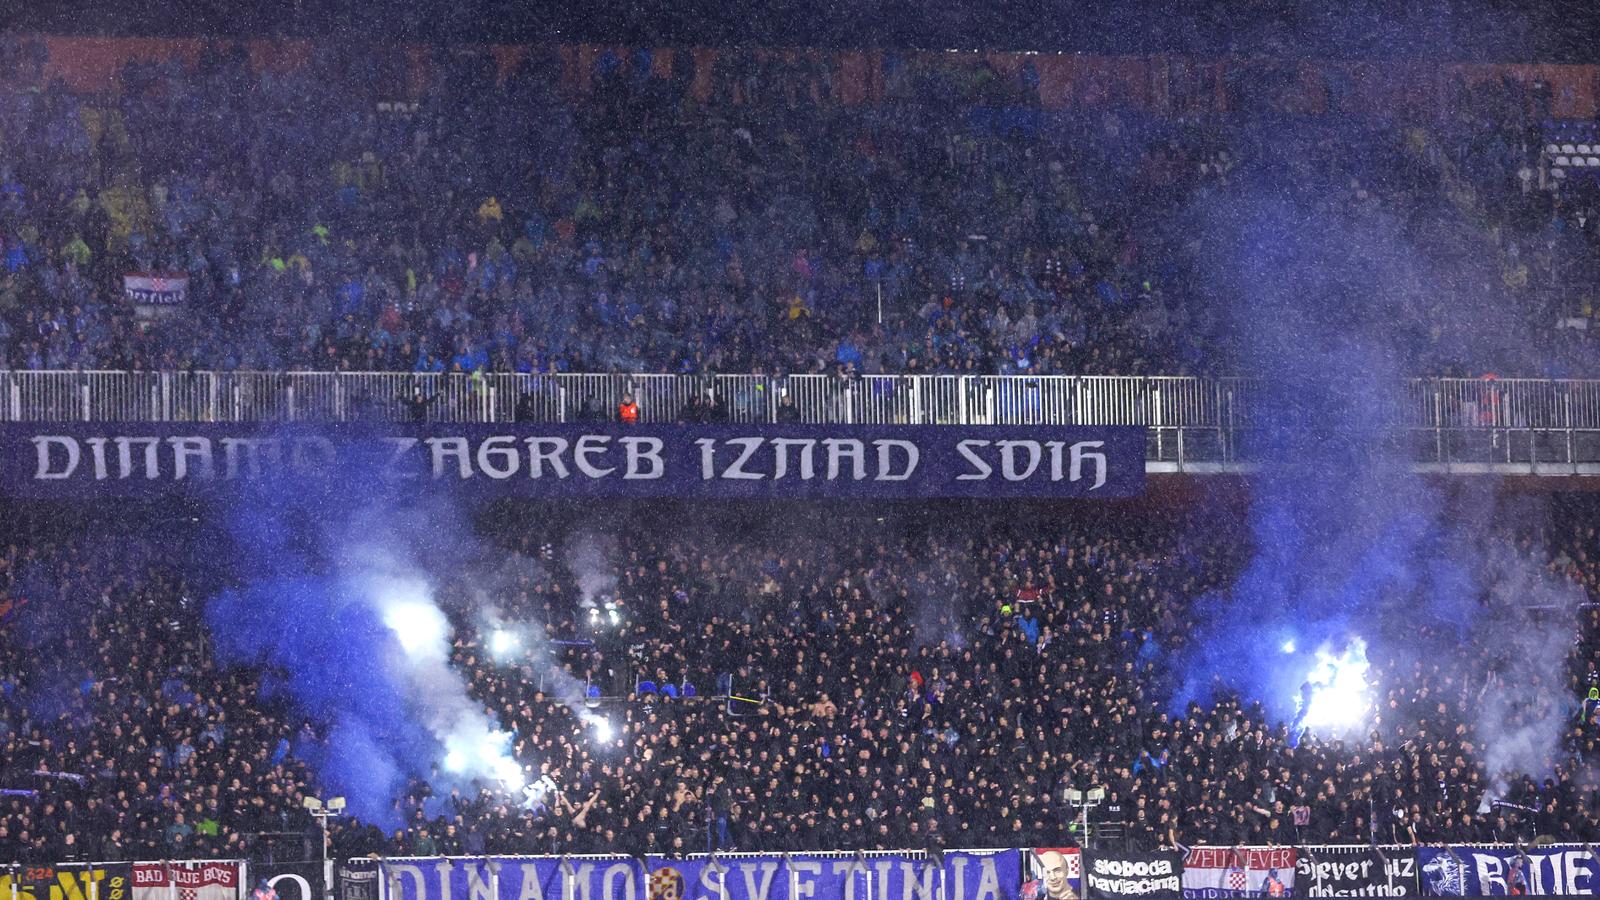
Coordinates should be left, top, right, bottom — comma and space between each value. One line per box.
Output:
618, 393, 640, 424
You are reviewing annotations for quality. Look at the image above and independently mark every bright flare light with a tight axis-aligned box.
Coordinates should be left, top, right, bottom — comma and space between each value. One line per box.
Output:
489, 628, 520, 659
383, 600, 447, 657
591, 718, 613, 743
1300, 638, 1373, 731
374, 580, 449, 660
490, 753, 525, 790
441, 730, 525, 791
1281, 640, 1296, 654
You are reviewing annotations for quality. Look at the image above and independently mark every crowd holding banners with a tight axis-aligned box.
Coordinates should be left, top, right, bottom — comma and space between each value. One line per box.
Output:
36, 847, 1600, 899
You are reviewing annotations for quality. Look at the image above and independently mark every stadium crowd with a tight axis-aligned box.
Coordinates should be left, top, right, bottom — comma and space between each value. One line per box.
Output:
4, 28, 1600, 871
2, 503, 1599, 862
0, 36, 1596, 380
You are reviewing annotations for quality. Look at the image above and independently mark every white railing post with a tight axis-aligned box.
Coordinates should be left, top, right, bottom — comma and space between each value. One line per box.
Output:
82, 382, 91, 421
1151, 383, 1163, 459
1567, 392, 1575, 466
1434, 381, 1444, 466
1224, 386, 1234, 463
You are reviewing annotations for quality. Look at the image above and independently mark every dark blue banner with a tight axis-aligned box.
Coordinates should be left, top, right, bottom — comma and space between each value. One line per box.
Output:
0, 424, 1144, 499
1417, 845, 1600, 896
378, 852, 1019, 900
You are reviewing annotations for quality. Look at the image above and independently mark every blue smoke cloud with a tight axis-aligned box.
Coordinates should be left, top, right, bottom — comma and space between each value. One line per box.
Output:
208, 570, 431, 827
1168, 168, 1582, 776
205, 454, 524, 829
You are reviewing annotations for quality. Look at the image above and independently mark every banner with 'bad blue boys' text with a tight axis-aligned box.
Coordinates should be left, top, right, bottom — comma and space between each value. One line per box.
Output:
379, 852, 1019, 900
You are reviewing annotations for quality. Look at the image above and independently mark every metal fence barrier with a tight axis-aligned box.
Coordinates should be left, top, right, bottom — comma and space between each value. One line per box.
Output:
8, 371, 1600, 469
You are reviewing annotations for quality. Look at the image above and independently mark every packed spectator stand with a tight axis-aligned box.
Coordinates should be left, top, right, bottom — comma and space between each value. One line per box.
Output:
0, 36, 1597, 382
4, 31, 1600, 875
2, 502, 1600, 863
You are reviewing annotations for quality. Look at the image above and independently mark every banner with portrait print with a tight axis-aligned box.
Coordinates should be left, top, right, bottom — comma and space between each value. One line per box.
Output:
1022, 848, 1083, 900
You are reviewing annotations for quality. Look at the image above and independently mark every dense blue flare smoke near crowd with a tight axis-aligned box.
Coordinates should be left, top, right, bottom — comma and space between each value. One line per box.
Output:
1166, 176, 1581, 778
205, 471, 539, 830
7, 502, 1600, 861
3, 15, 1600, 864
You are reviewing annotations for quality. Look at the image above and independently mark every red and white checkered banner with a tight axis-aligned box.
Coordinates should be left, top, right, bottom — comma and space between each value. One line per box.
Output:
1181, 847, 1296, 898
122, 272, 188, 306
131, 862, 241, 900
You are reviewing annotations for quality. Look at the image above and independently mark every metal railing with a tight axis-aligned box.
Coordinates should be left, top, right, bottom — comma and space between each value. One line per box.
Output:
6, 371, 1600, 470
0, 371, 1245, 427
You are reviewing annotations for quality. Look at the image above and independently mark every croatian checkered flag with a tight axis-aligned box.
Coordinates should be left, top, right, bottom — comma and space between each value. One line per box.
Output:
133, 862, 240, 900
